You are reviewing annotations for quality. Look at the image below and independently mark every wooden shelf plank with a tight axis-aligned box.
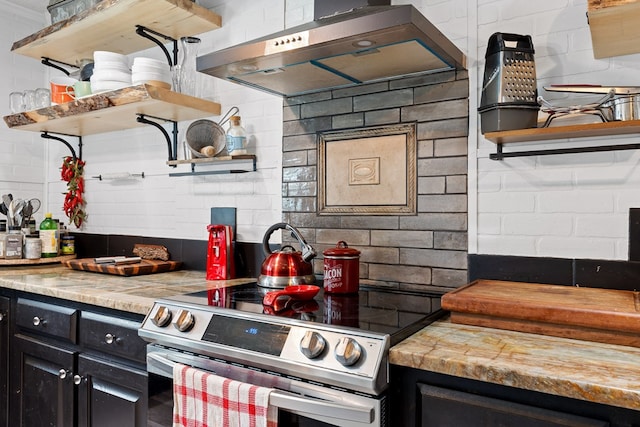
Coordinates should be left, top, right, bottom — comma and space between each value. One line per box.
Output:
588, 0, 640, 58
3, 84, 221, 136
483, 120, 640, 144
11, 0, 222, 65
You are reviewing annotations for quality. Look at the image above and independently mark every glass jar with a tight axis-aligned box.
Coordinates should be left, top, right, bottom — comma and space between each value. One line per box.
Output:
5, 226, 23, 259
0, 220, 6, 259
226, 115, 247, 155
24, 236, 42, 260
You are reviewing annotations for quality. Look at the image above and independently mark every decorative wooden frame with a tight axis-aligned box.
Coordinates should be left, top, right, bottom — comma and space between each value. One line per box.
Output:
318, 122, 417, 215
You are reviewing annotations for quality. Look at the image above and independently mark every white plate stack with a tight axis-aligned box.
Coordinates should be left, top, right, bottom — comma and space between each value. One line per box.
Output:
90, 51, 132, 93
132, 57, 172, 89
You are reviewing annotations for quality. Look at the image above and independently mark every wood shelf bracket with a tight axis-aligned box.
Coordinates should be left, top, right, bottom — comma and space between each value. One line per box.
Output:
41, 132, 82, 161
136, 113, 178, 164
490, 142, 640, 160
135, 25, 177, 67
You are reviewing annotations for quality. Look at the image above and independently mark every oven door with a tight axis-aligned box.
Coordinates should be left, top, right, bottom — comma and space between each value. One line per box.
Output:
146, 345, 385, 427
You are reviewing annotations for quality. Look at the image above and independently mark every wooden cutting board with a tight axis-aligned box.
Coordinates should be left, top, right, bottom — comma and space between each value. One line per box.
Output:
441, 280, 640, 347
63, 258, 182, 277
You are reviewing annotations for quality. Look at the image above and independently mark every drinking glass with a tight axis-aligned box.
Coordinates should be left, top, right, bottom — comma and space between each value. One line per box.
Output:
23, 90, 36, 111
35, 88, 51, 108
9, 91, 24, 113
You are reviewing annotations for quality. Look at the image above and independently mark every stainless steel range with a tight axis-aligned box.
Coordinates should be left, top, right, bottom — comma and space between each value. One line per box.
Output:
139, 282, 443, 426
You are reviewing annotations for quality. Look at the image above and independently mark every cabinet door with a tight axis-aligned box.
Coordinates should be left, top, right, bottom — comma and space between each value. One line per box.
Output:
0, 296, 9, 427
418, 383, 609, 427
10, 335, 76, 427
77, 353, 148, 427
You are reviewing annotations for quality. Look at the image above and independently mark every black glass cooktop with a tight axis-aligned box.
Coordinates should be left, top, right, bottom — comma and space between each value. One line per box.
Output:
169, 282, 445, 345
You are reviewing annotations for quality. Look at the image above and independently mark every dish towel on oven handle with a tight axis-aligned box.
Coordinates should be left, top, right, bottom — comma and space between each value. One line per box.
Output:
173, 363, 278, 427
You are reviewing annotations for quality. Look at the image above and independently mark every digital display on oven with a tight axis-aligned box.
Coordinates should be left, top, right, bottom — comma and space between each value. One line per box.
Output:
202, 315, 291, 356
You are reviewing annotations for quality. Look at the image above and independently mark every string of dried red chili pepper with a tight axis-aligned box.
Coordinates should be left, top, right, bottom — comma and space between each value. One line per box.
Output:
60, 156, 87, 227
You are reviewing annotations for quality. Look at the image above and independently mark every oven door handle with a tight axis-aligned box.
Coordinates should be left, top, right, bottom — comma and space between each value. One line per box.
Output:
148, 352, 375, 424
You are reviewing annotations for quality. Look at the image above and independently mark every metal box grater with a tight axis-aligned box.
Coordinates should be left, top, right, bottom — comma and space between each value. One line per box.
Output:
478, 32, 540, 133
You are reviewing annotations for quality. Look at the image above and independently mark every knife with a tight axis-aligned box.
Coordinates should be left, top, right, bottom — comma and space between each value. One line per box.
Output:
94, 256, 142, 265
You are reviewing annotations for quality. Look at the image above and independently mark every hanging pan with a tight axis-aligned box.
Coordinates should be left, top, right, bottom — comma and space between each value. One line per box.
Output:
184, 106, 239, 158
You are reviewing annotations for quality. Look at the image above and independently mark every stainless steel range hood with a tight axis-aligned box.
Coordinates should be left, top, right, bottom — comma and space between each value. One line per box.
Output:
196, 4, 466, 97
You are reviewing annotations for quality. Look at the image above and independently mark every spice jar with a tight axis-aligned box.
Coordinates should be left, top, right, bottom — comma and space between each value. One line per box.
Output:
323, 241, 360, 294
24, 236, 42, 260
5, 226, 23, 259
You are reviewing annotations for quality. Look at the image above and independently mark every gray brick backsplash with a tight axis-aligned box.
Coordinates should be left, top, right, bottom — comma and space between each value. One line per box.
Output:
332, 113, 365, 129
282, 165, 316, 182
371, 230, 433, 248
418, 157, 468, 176
417, 118, 469, 140
414, 79, 469, 104
400, 213, 467, 231
418, 176, 446, 194
283, 134, 317, 151
400, 248, 467, 269
432, 268, 468, 288
402, 99, 469, 122
301, 98, 352, 119
282, 197, 317, 213
418, 195, 467, 213
282, 71, 469, 294
446, 175, 467, 194
282, 151, 308, 167
316, 229, 370, 246
364, 108, 401, 126
434, 231, 468, 250
369, 264, 432, 285
354, 89, 414, 112
287, 181, 317, 197
435, 137, 468, 157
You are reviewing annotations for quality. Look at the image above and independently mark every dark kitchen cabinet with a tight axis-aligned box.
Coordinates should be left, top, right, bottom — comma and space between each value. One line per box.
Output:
8, 295, 148, 427
390, 365, 640, 427
0, 296, 9, 427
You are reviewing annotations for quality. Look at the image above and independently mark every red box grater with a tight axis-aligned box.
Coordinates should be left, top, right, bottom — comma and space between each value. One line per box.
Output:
206, 224, 235, 280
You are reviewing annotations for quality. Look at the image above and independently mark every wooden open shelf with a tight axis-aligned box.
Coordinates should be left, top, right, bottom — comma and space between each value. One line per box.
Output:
3, 84, 221, 136
11, 0, 222, 65
588, 0, 640, 58
167, 155, 257, 176
483, 119, 640, 144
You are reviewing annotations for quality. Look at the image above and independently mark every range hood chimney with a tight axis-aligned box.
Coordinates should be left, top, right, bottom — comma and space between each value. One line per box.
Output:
197, 1, 466, 97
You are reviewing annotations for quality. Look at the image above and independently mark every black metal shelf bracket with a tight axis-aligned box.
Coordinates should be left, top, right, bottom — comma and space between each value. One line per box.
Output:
136, 114, 178, 164
134, 25, 178, 66
41, 132, 83, 161
41, 57, 77, 76
490, 142, 640, 160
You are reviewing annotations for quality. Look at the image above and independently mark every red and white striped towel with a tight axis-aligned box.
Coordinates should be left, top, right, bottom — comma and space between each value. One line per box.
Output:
173, 363, 277, 427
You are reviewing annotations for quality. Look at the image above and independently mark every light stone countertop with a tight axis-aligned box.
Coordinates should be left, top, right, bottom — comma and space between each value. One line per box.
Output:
0, 264, 251, 315
390, 316, 640, 412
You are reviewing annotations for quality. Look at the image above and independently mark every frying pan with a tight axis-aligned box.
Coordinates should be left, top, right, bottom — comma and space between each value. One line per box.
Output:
262, 285, 320, 312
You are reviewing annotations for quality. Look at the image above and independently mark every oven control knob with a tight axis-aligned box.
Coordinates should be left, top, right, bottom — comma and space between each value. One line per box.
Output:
300, 331, 326, 359
173, 310, 195, 332
151, 306, 172, 327
335, 337, 362, 366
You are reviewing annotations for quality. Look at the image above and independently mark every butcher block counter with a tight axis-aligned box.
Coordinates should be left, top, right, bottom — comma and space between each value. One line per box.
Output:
390, 280, 640, 413
0, 264, 249, 315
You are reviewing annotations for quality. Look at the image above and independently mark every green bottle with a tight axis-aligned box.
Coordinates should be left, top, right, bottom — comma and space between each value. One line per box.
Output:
40, 213, 58, 258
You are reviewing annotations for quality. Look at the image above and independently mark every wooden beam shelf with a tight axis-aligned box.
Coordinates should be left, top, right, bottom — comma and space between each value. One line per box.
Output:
3, 84, 221, 136
587, 0, 640, 59
483, 119, 640, 144
11, 0, 222, 65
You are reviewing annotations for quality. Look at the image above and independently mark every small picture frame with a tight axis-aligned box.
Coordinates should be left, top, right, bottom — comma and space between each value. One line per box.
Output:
318, 122, 417, 215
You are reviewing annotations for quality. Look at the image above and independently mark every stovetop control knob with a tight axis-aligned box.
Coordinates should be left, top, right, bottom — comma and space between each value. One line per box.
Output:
335, 337, 362, 366
151, 306, 172, 327
173, 309, 195, 332
300, 330, 326, 359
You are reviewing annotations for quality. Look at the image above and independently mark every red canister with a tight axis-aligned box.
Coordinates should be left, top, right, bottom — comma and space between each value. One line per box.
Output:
323, 241, 360, 294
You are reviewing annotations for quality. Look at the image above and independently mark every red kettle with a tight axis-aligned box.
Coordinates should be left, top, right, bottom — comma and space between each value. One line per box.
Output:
258, 223, 317, 288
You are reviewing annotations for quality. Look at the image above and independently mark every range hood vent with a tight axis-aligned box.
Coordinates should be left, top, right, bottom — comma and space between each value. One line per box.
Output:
197, 4, 466, 97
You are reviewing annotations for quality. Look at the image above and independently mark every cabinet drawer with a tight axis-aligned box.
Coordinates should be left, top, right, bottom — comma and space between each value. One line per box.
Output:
15, 298, 78, 343
79, 311, 146, 364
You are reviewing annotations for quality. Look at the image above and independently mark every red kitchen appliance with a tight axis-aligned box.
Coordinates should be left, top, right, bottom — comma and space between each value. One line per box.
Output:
323, 241, 360, 294
206, 224, 235, 280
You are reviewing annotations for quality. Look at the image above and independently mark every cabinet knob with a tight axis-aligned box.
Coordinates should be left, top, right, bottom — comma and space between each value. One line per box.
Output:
58, 369, 70, 380
0, 312, 4, 322
32, 316, 46, 326
105, 333, 119, 344
73, 375, 85, 385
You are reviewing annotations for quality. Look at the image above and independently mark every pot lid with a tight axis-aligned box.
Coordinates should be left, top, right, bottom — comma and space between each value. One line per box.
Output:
324, 241, 360, 257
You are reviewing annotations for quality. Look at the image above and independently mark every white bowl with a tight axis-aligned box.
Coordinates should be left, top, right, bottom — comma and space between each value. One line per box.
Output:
132, 64, 170, 74
93, 50, 129, 65
93, 61, 131, 73
91, 69, 132, 83
132, 71, 171, 83
90, 80, 131, 92
133, 57, 169, 70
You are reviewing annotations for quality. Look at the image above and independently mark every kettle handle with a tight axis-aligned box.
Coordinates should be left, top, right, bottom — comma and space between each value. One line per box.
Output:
262, 223, 316, 262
